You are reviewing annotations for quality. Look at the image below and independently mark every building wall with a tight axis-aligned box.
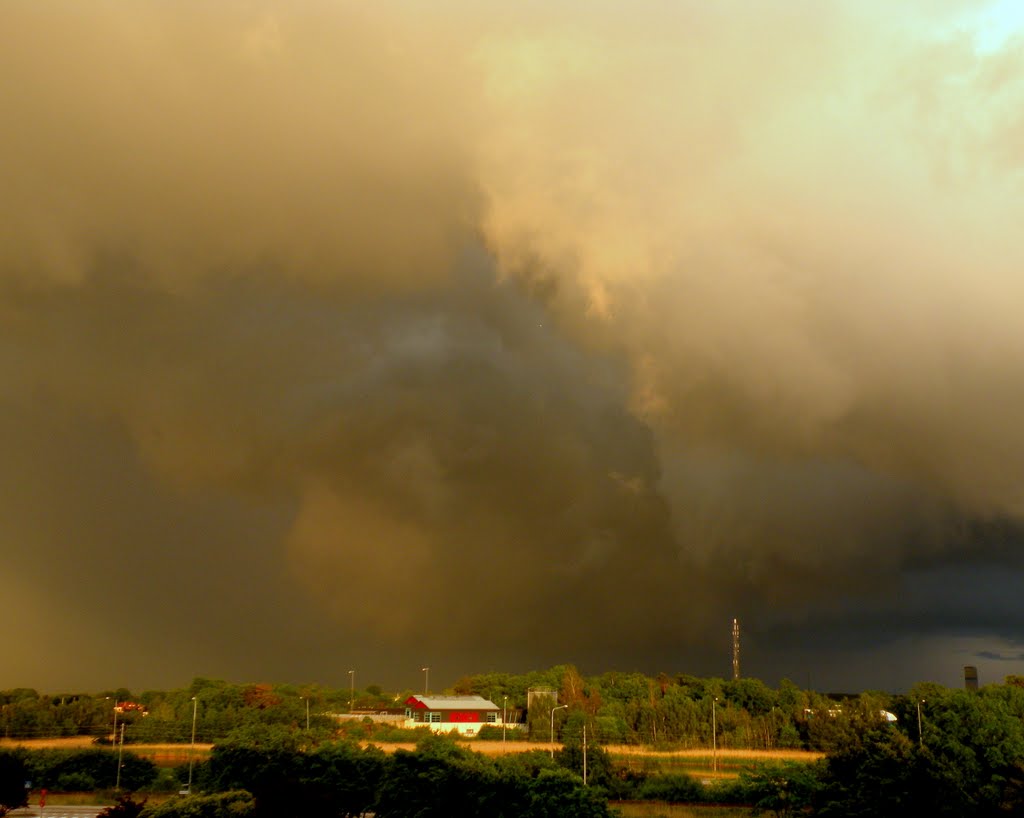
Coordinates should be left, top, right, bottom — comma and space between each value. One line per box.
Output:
405, 709, 502, 735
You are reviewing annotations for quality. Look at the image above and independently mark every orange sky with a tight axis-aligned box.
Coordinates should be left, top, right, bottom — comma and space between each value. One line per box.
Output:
2, 1, 1024, 693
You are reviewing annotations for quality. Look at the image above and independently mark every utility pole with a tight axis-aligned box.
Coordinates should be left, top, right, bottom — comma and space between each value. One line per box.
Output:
712, 697, 718, 773
732, 618, 741, 680
583, 723, 588, 786
187, 697, 198, 794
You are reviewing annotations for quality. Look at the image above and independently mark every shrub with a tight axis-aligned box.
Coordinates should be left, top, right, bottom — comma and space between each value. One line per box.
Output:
635, 773, 703, 803
140, 790, 255, 818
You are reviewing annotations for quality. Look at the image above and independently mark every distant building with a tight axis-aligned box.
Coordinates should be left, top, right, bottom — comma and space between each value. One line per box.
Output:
113, 701, 148, 715
965, 665, 979, 690
404, 695, 501, 736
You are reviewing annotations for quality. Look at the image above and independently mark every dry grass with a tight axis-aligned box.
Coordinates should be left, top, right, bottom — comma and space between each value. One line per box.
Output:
607, 746, 822, 780
0, 736, 820, 773
0, 737, 214, 767
376, 740, 822, 761
0, 737, 213, 751
0, 736, 97, 749
362, 739, 823, 776
612, 803, 754, 817
606, 746, 823, 760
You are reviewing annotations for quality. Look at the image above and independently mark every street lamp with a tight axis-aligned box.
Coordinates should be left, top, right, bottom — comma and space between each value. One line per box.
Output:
503, 696, 508, 752
349, 670, 355, 714
301, 696, 310, 731
115, 723, 125, 791
421, 667, 430, 696
186, 696, 198, 794
712, 697, 718, 773
917, 699, 925, 748
550, 704, 568, 758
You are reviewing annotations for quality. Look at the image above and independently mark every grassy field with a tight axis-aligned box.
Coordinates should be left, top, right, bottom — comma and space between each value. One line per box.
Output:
354, 740, 819, 781
608, 746, 823, 779
0, 737, 214, 767
612, 804, 755, 817
0, 736, 820, 778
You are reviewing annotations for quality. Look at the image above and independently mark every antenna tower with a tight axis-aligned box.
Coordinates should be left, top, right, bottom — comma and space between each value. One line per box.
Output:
732, 618, 740, 680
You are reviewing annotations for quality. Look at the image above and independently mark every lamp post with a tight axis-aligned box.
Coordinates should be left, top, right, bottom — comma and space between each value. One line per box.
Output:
115, 723, 125, 791
112, 702, 118, 747
349, 670, 355, 714
301, 696, 310, 731
917, 699, 925, 748
421, 667, 430, 696
503, 696, 508, 752
550, 704, 568, 758
187, 696, 198, 794
712, 697, 718, 773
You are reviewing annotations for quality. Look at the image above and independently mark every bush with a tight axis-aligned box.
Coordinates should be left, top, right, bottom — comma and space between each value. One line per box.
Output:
26, 749, 157, 792
373, 726, 425, 742
140, 790, 255, 818
56, 771, 97, 791
98, 794, 148, 817
475, 725, 528, 741
635, 773, 703, 802
738, 761, 823, 817
706, 776, 757, 805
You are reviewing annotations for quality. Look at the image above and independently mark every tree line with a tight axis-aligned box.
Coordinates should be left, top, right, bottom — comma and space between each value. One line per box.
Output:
0, 666, 966, 750
5, 668, 1024, 755
4, 675, 1024, 816
0, 734, 619, 818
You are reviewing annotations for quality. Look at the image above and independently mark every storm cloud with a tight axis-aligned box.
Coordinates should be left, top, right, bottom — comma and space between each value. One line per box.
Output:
2, 1, 1024, 692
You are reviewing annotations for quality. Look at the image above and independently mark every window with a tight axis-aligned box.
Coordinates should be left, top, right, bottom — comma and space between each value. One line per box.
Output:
430, 712, 441, 723
486, 713, 497, 723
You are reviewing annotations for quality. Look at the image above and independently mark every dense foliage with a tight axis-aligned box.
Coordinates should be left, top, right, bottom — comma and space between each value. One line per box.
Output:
0, 667, 902, 751
7, 671, 1024, 817
0, 750, 28, 815
171, 734, 610, 818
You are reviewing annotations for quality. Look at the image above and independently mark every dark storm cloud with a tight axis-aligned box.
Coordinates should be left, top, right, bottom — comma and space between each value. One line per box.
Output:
976, 651, 1024, 662
2, 1, 1024, 691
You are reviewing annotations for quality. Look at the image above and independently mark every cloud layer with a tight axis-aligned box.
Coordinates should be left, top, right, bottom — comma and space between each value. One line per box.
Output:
2, 1, 1024, 691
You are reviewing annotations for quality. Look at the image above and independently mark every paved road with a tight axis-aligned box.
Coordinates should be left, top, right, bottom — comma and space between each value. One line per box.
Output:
11, 807, 104, 818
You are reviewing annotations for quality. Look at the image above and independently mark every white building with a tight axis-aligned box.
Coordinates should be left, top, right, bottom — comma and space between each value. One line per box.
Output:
404, 694, 501, 736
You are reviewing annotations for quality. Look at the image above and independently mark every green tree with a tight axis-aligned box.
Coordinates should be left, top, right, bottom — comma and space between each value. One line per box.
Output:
300, 741, 384, 818
204, 742, 300, 818
740, 760, 823, 818
523, 768, 614, 818
374, 744, 496, 818
816, 727, 916, 818
25, 748, 156, 792
0, 750, 28, 815
554, 737, 615, 791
